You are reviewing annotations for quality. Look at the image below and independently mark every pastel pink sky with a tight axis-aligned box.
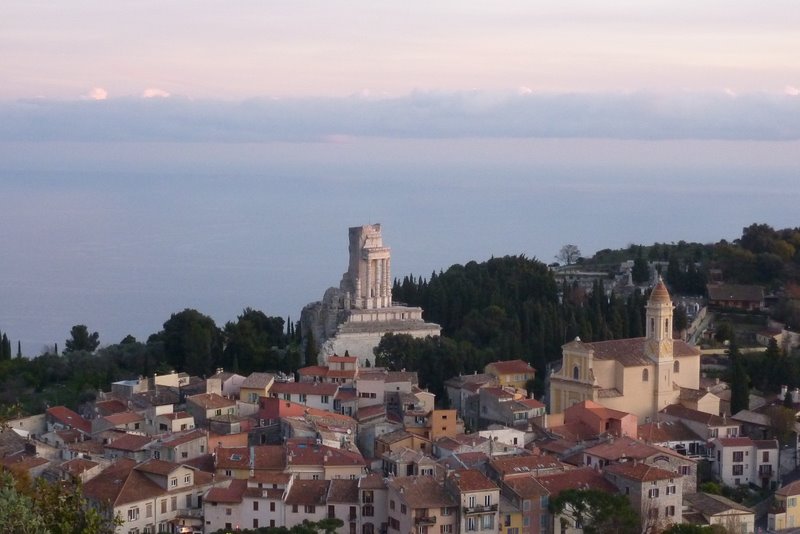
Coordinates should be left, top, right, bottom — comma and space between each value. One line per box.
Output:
3, 0, 800, 99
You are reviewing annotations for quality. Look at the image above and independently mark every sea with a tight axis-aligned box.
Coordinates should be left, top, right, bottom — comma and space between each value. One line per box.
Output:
1, 137, 798, 354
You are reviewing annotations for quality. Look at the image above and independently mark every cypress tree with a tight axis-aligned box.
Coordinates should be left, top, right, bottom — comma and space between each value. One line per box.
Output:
729, 339, 750, 415
17, 340, 22, 358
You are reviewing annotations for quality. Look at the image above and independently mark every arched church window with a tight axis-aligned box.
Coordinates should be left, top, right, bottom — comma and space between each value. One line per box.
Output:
674, 360, 680, 373
573, 366, 580, 380
642, 369, 649, 382
650, 318, 655, 335
665, 318, 670, 333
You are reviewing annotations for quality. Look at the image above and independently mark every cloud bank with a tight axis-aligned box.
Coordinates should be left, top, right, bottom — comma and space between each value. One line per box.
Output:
2, 90, 799, 142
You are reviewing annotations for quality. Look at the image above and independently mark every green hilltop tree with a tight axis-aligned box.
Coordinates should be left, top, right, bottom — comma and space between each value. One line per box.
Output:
64, 325, 100, 353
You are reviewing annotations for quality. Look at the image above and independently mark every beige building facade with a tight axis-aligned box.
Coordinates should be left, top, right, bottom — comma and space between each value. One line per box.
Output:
549, 279, 701, 421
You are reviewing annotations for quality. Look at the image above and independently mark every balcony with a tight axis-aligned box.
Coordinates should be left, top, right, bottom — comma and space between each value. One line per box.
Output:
463, 504, 498, 515
414, 516, 437, 525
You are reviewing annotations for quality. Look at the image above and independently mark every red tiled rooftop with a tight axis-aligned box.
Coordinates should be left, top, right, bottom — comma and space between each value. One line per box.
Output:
270, 382, 339, 396
486, 359, 536, 376
605, 462, 678, 482
46, 406, 91, 434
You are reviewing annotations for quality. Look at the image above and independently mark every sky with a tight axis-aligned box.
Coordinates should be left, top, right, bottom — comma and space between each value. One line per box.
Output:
1, 2, 799, 352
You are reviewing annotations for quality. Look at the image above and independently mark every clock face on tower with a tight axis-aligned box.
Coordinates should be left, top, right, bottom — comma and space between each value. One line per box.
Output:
647, 338, 673, 358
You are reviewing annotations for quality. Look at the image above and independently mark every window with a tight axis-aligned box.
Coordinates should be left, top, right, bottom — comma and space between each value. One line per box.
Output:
322, 395, 329, 404
673, 360, 680, 373
481, 515, 493, 530
666, 505, 675, 517
540, 496, 548, 508
270, 501, 276, 512
186, 494, 192, 507
466, 517, 477, 531
390, 500, 395, 511
305, 505, 316, 513
127, 507, 140, 521
441, 507, 452, 516
284, 394, 291, 401
440, 526, 453, 534
484, 495, 492, 506
292, 505, 299, 513
225, 508, 232, 516
160, 500, 166, 514
572, 366, 579, 380
215, 409, 222, 416
666, 485, 677, 495
363, 505, 374, 516
146, 503, 152, 518
400, 504, 407, 514
254, 501, 259, 511
312, 474, 320, 480
171, 496, 177, 511
642, 369, 649, 382
648, 489, 659, 498
224, 469, 232, 477
253, 519, 259, 529
468, 496, 476, 507
182, 451, 188, 459
680, 466, 691, 475
733, 465, 744, 476
764, 451, 770, 462
733, 451, 744, 462
184, 474, 191, 484
789, 497, 797, 507
169, 477, 177, 488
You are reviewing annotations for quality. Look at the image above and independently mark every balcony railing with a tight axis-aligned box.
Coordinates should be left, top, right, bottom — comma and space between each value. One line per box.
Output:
463, 504, 498, 515
414, 516, 437, 525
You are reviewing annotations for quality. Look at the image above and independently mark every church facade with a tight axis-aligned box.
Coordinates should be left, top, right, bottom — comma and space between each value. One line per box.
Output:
549, 279, 701, 421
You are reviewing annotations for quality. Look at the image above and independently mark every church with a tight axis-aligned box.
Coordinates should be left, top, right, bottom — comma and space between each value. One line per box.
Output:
548, 278, 701, 421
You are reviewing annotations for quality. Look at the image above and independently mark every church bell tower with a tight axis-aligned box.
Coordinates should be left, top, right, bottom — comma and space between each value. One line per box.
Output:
646, 277, 675, 411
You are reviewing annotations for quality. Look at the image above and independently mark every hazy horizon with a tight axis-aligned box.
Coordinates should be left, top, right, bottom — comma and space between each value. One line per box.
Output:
1, 137, 798, 354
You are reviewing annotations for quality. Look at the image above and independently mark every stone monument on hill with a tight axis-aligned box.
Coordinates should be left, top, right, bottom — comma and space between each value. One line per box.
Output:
300, 224, 441, 366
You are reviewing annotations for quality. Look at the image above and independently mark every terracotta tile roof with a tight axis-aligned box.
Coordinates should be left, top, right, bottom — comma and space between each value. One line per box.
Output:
536, 467, 618, 495
206, 478, 247, 504
661, 404, 733, 427
649, 278, 671, 304
503, 476, 548, 499
481, 387, 515, 400
385, 371, 418, 384
250, 471, 292, 485
714, 437, 753, 447
707, 284, 764, 303
286, 439, 366, 467
55, 429, 84, 443
135, 458, 182, 477
489, 454, 569, 478
389, 476, 457, 509
46, 406, 91, 434
604, 462, 678, 482
755, 439, 779, 449
327, 479, 359, 503
183, 454, 215, 473
335, 388, 358, 401
103, 411, 145, 426
516, 398, 545, 409
298, 365, 329, 377
94, 399, 128, 416
776, 480, 800, 498
378, 429, 413, 444
285, 479, 330, 505
486, 359, 536, 376
536, 438, 578, 455
105, 433, 154, 452
270, 382, 339, 396
356, 404, 386, 421
61, 457, 99, 476
584, 437, 660, 461
188, 393, 236, 410
638, 420, 703, 443
684, 492, 752, 515
448, 469, 497, 492
159, 429, 207, 448
161, 411, 193, 420
0, 453, 48, 471
327, 369, 357, 379
358, 473, 387, 490
549, 421, 601, 442
83, 458, 138, 506
448, 452, 491, 470
572, 337, 701, 367
241, 372, 274, 390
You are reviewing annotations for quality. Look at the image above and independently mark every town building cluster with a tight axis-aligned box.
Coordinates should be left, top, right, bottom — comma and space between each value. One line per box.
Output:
3, 226, 800, 534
